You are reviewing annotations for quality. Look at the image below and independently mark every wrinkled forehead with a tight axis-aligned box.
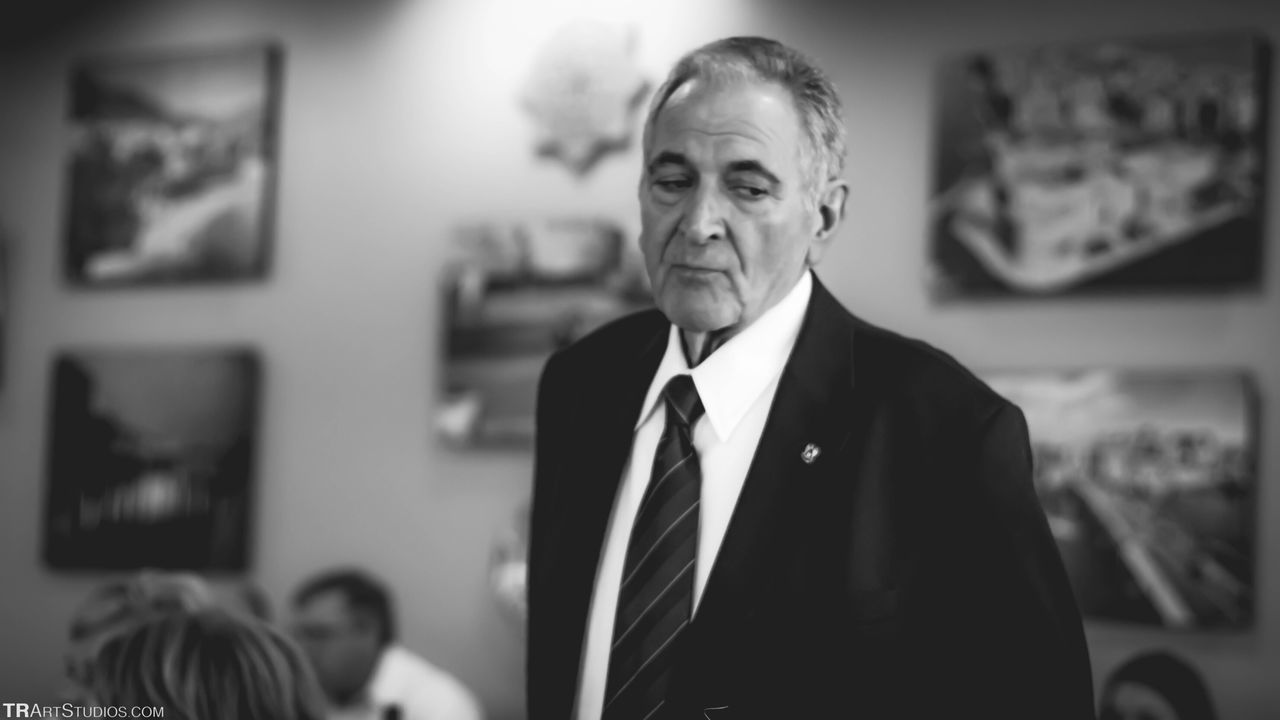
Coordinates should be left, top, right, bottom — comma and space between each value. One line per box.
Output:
646, 77, 808, 171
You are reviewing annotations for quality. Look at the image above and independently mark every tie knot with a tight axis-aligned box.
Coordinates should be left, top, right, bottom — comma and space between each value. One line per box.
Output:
662, 375, 704, 429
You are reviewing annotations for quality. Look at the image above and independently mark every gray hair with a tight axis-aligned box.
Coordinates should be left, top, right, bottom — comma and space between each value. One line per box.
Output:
642, 36, 847, 191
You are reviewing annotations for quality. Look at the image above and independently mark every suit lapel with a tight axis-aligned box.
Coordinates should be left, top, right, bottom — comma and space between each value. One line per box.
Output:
543, 279, 868, 717
696, 277, 859, 620
544, 319, 668, 719
668, 277, 866, 710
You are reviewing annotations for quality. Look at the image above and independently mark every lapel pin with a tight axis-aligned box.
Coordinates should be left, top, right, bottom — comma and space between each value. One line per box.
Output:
801, 443, 821, 464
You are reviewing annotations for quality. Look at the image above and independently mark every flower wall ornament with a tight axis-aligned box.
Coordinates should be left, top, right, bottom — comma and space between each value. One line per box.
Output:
520, 19, 651, 177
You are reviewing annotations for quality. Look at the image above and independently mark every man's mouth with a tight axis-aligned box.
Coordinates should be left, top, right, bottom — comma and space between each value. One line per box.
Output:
671, 264, 721, 274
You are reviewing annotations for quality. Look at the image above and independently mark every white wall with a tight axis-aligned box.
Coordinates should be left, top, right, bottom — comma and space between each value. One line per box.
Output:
0, 1, 1276, 718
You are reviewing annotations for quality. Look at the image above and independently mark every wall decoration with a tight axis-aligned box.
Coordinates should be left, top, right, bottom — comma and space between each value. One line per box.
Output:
43, 347, 260, 570
64, 42, 283, 287
982, 369, 1257, 630
438, 218, 651, 447
931, 32, 1269, 297
520, 19, 650, 176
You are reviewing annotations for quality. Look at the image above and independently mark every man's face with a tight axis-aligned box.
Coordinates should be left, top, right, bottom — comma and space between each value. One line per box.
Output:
639, 78, 832, 336
290, 591, 381, 705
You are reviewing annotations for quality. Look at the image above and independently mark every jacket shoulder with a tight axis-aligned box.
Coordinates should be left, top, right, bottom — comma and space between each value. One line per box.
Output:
549, 307, 667, 374
536, 308, 665, 451
849, 314, 1010, 427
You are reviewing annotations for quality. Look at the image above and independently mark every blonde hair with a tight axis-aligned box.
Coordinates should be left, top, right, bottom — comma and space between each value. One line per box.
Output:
69, 572, 215, 643
64, 571, 217, 699
88, 608, 327, 720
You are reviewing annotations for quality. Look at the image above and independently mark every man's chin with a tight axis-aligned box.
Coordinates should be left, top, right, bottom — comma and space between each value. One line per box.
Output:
657, 285, 739, 328
661, 305, 737, 335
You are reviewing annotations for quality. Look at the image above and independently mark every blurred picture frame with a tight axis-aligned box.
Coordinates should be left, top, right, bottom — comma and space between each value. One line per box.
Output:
981, 368, 1258, 630
63, 42, 283, 287
43, 346, 261, 571
437, 218, 651, 448
930, 31, 1270, 298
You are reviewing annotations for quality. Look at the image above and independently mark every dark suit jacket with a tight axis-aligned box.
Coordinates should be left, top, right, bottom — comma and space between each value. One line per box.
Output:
528, 276, 1095, 719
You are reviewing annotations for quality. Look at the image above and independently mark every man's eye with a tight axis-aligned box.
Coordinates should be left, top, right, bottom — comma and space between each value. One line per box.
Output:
654, 178, 690, 192
734, 186, 768, 199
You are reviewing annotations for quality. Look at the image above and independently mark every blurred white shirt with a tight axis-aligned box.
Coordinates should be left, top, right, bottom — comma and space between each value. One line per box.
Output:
329, 645, 483, 720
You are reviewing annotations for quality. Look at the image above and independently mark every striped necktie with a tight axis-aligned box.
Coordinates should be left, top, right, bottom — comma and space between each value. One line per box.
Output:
602, 374, 704, 720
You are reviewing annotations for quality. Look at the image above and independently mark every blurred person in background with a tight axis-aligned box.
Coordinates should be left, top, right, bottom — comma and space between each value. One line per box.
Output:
1099, 650, 1217, 720
86, 606, 328, 720
62, 570, 215, 704
527, 36, 1094, 720
291, 568, 483, 720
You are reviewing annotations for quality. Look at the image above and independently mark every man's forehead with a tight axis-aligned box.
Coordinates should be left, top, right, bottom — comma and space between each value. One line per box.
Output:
659, 76, 797, 124
662, 76, 709, 109
648, 77, 804, 165
297, 589, 352, 617
665, 73, 793, 114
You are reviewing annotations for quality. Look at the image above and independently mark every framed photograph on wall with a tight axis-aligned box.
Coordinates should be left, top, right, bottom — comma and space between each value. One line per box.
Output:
437, 218, 651, 448
43, 347, 261, 571
63, 42, 283, 287
981, 369, 1258, 630
930, 32, 1270, 298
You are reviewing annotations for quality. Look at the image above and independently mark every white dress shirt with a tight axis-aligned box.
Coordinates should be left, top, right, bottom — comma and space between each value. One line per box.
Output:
573, 271, 813, 720
328, 645, 484, 720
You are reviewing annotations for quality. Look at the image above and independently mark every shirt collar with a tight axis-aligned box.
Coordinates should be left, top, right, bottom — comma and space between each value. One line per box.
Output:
634, 270, 812, 441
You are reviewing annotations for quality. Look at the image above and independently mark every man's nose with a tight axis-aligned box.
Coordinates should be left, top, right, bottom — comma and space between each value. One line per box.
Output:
681, 188, 726, 243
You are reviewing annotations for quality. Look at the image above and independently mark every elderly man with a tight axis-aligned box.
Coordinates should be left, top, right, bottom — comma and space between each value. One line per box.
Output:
527, 37, 1094, 720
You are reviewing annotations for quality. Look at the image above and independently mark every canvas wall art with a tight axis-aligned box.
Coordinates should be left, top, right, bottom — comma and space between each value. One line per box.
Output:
64, 42, 282, 286
43, 347, 260, 570
982, 369, 1257, 630
438, 218, 651, 447
931, 32, 1269, 297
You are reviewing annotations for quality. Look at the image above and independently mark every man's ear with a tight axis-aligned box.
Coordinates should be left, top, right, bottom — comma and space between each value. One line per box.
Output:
806, 178, 849, 266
